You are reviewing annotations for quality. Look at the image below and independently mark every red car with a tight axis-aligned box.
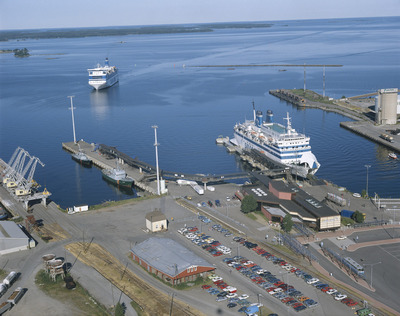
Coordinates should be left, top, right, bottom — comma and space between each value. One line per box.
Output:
346, 299, 358, 307
187, 227, 198, 232
274, 281, 284, 287
321, 287, 331, 293
202, 285, 211, 289
212, 251, 223, 257
214, 280, 224, 285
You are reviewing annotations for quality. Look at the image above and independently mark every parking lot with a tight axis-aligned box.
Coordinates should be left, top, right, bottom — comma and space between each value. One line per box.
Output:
171, 208, 358, 316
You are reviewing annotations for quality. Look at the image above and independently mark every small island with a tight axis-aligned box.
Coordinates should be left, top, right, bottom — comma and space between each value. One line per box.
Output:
0, 48, 30, 57
13, 48, 30, 57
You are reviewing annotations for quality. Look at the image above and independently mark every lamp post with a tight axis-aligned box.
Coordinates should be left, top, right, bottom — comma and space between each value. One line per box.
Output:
257, 293, 262, 316
364, 261, 381, 289
364, 164, 371, 197
152, 125, 160, 195
68, 96, 77, 144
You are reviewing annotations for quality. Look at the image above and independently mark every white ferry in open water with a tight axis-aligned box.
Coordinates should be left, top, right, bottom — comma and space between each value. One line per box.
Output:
88, 58, 119, 90
232, 105, 320, 178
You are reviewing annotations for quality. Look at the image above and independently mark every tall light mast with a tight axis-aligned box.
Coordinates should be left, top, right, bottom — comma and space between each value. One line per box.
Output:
303, 63, 306, 92
68, 96, 77, 144
152, 125, 161, 195
323, 65, 326, 97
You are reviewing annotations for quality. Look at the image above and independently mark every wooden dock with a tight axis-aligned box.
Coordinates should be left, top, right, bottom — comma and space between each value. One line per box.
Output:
62, 141, 157, 194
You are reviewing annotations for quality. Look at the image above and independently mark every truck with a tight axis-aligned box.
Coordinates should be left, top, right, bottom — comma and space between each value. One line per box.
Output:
340, 210, 355, 218
3, 271, 17, 287
190, 183, 204, 195
0, 301, 12, 315
7, 287, 23, 305
326, 193, 346, 206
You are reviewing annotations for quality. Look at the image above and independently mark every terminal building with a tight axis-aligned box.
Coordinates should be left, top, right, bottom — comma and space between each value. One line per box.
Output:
375, 88, 399, 125
130, 237, 215, 285
239, 174, 340, 231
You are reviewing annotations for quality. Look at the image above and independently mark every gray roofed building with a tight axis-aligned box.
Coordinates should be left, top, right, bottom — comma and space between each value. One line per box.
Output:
130, 237, 215, 285
0, 221, 32, 255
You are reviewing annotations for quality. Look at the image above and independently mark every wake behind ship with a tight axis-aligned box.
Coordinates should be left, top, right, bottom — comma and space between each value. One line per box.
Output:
232, 106, 320, 178
88, 58, 119, 90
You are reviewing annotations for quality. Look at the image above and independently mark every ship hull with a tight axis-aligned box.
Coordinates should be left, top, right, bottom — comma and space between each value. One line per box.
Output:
101, 171, 134, 188
71, 154, 92, 167
89, 74, 119, 90
234, 131, 318, 177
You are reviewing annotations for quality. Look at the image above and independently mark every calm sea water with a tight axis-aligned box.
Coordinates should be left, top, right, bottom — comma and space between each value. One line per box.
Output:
1, 17, 399, 208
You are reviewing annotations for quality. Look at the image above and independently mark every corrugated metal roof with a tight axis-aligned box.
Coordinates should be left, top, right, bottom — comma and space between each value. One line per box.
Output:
0, 222, 28, 239
131, 237, 214, 278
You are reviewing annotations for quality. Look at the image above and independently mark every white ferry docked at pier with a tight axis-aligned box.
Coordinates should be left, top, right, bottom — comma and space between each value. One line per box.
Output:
88, 58, 119, 90
232, 106, 320, 177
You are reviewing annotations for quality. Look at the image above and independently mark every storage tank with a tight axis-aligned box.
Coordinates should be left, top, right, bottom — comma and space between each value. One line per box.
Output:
375, 88, 398, 125
266, 110, 273, 123
3, 271, 17, 286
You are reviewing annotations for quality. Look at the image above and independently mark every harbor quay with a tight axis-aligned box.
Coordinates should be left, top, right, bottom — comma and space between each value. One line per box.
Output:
270, 89, 400, 154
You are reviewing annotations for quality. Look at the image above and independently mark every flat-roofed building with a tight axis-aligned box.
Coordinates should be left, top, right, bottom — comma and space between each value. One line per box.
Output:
130, 237, 215, 285
0, 221, 33, 255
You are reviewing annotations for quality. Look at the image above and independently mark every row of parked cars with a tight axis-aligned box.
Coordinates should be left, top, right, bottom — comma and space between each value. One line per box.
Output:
297, 271, 359, 307
233, 235, 360, 311
202, 273, 262, 314
177, 225, 232, 256
223, 255, 315, 312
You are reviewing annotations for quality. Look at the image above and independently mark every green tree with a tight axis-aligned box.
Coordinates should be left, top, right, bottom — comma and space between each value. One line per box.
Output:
115, 302, 125, 316
241, 195, 258, 213
281, 214, 293, 233
361, 189, 367, 198
351, 211, 365, 223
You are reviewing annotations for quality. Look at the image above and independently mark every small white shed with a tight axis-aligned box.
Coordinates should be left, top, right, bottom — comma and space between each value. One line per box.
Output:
145, 210, 167, 232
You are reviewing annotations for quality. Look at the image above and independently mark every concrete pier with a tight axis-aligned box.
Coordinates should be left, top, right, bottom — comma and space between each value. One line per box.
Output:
340, 121, 400, 153
62, 141, 157, 194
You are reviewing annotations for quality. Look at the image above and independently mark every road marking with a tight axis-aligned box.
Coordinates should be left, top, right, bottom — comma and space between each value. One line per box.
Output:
379, 244, 400, 262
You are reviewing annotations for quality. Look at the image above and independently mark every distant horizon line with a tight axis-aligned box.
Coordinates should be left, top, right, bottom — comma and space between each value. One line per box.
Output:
1, 15, 398, 32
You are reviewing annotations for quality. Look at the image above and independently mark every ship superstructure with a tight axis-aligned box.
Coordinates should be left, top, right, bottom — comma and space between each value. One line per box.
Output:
88, 58, 119, 90
233, 106, 320, 177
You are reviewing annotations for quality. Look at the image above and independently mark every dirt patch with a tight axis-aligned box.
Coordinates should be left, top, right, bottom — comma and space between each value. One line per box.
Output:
65, 242, 205, 316
38, 222, 71, 241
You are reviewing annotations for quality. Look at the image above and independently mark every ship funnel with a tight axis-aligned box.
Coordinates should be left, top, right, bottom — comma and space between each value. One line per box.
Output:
256, 110, 263, 127
266, 110, 273, 123
105, 58, 109, 66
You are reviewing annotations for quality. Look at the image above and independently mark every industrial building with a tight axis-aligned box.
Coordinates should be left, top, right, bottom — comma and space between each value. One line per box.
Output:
145, 209, 167, 232
239, 174, 340, 230
130, 237, 215, 285
0, 221, 33, 255
375, 88, 399, 125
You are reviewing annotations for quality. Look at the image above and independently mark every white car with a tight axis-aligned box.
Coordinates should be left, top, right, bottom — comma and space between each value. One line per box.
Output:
250, 303, 263, 307
238, 294, 249, 300
326, 289, 337, 295
211, 277, 223, 282
226, 292, 237, 298
334, 293, 347, 301
243, 261, 254, 266
336, 235, 347, 240
306, 278, 319, 285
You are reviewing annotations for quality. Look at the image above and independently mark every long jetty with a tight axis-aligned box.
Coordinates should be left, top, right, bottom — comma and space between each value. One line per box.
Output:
62, 141, 251, 195
62, 141, 157, 194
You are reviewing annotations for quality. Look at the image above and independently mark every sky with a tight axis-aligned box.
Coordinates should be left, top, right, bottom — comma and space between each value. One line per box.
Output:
1, 0, 399, 30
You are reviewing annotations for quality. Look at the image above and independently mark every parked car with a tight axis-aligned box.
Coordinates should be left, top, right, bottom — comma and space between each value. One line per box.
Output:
227, 302, 237, 308
334, 293, 347, 301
